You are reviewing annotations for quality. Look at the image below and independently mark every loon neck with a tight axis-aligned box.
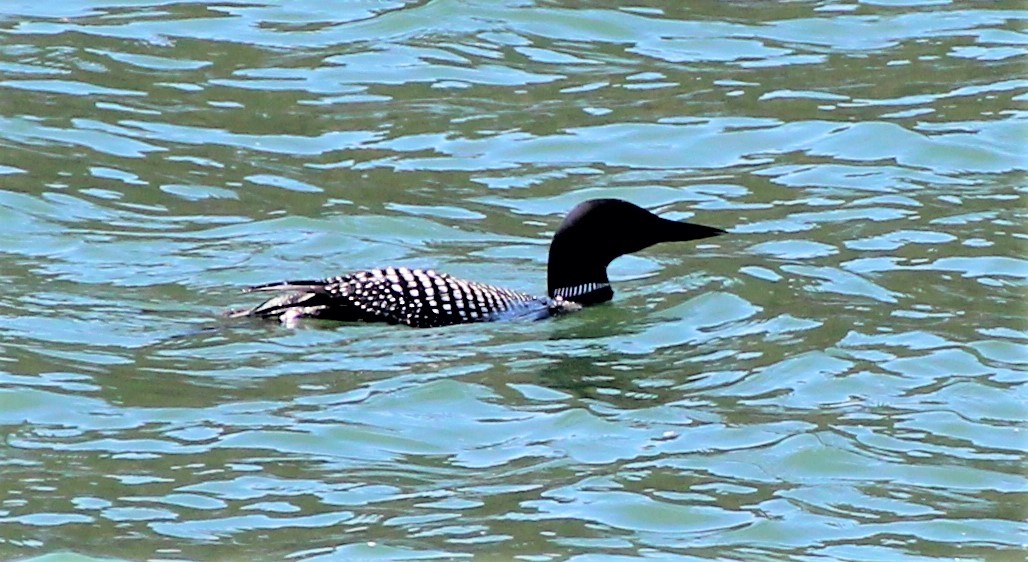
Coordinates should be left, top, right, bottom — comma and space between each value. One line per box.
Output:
546, 243, 616, 305
551, 281, 614, 305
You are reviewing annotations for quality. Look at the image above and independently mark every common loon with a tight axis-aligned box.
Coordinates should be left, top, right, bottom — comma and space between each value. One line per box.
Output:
229, 199, 724, 328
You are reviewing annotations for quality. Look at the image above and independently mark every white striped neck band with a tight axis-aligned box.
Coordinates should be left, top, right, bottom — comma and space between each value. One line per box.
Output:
553, 282, 611, 299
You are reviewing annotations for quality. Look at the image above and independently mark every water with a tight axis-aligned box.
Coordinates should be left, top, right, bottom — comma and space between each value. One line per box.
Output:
0, 1, 1025, 560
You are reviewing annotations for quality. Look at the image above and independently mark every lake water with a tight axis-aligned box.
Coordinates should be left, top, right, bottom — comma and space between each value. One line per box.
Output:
0, 1, 1025, 560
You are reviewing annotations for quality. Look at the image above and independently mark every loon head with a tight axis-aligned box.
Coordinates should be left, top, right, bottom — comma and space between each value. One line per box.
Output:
546, 199, 725, 305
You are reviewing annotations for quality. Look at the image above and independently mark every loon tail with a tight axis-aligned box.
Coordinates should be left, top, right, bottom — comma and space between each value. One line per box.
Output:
243, 279, 329, 294
223, 279, 334, 319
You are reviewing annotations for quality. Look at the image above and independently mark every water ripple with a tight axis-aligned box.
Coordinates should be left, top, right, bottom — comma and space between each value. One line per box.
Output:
1, 0, 1025, 560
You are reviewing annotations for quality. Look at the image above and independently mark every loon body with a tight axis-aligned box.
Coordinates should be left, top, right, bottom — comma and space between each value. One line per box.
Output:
229, 199, 724, 328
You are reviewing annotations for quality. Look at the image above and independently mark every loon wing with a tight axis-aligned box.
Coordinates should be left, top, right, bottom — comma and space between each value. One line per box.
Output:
229, 267, 547, 327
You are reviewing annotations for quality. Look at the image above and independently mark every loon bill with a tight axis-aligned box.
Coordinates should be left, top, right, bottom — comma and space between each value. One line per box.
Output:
227, 198, 725, 328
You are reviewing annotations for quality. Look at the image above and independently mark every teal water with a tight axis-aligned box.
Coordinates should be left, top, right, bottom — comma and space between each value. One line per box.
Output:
0, 1, 1025, 560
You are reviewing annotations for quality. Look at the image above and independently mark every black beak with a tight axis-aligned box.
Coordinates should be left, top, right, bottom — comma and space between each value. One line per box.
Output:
660, 217, 726, 243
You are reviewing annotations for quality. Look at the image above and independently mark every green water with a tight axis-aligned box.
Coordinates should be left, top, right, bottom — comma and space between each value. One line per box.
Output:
0, 1, 1025, 560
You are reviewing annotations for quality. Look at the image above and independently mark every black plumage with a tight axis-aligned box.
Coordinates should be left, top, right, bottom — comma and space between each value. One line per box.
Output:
228, 199, 725, 328
230, 267, 579, 328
